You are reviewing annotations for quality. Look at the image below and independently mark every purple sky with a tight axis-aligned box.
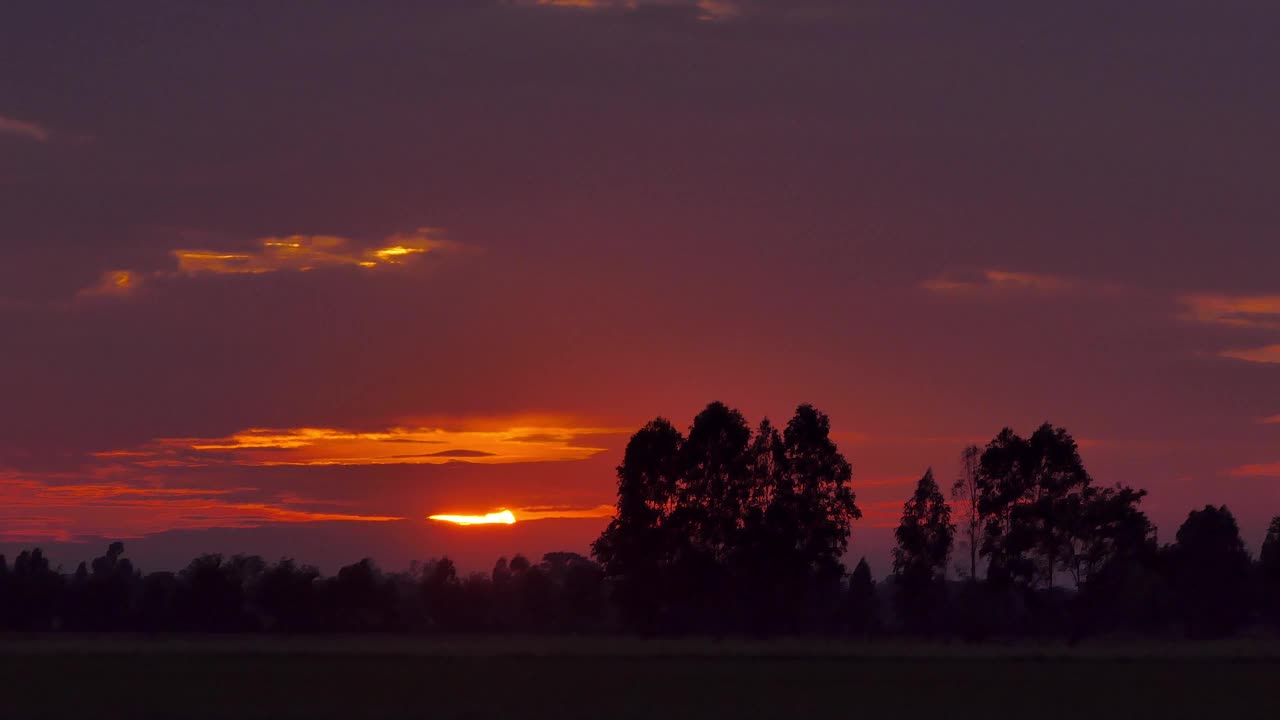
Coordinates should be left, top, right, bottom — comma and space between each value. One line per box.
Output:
1, 0, 1277, 575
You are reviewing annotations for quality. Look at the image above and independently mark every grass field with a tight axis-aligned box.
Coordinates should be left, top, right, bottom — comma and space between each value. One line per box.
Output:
0, 636, 1276, 719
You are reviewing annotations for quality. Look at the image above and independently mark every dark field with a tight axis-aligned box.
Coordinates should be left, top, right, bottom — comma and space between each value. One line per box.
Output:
0, 637, 1276, 719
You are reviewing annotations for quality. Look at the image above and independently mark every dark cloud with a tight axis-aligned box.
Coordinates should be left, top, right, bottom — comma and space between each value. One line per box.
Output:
420, 449, 499, 458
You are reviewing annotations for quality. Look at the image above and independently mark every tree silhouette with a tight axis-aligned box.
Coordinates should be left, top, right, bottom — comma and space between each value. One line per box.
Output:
977, 424, 1095, 590
1169, 506, 1254, 638
1064, 484, 1154, 586
419, 557, 461, 630
593, 402, 859, 633
669, 402, 754, 630
952, 445, 982, 581
676, 402, 753, 564
1257, 516, 1280, 629
7, 549, 63, 630
845, 557, 879, 637
65, 542, 140, 631
176, 554, 259, 632
1070, 490, 1164, 637
778, 405, 860, 594
892, 469, 954, 633
592, 417, 684, 632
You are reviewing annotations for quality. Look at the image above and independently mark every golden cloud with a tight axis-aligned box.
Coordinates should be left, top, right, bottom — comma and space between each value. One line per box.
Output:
174, 233, 441, 275
77, 229, 453, 299
96, 423, 624, 468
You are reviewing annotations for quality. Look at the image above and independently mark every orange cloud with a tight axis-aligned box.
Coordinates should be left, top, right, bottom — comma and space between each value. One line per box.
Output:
1263, 415, 1280, 425
96, 423, 623, 468
1228, 462, 1280, 478
1180, 294, 1280, 330
1220, 344, 1280, 365
0, 113, 50, 142
921, 269, 1074, 295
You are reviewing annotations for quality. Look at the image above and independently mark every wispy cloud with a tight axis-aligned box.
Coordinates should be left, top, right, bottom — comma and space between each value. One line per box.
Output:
512, 504, 615, 521
0, 113, 51, 142
1219, 344, 1280, 365
524, 0, 739, 21
95, 422, 625, 468
921, 269, 1075, 295
75, 270, 142, 299
0, 475, 401, 542
1263, 415, 1280, 425
1180, 294, 1280, 331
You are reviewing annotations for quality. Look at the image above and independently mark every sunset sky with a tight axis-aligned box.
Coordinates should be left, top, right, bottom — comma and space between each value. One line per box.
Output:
1, 1, 1277, 575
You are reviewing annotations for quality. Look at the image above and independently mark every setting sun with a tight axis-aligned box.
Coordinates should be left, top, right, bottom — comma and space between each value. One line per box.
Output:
428, 510, 517, 526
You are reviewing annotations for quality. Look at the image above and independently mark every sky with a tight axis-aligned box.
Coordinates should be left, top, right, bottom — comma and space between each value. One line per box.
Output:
1, 0, 1278, 576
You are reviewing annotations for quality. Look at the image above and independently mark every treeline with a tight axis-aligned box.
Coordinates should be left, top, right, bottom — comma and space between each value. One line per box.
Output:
0, 547, 607, 633
1, 401, 1277, 638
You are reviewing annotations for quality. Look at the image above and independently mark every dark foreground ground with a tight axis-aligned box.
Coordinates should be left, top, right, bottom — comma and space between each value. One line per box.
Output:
0, 637, 1276, 719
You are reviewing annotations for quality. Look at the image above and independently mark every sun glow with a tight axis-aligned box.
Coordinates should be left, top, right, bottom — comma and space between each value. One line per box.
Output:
428, 510, 517, 526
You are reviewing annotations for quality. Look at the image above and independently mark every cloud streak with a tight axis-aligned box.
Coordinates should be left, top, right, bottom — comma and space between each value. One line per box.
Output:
1229, 462, 1280, 479
95, 422, 623, 468
920, 269, 1075, 296
1220, 345, 1280, 365
0, 475, 401, 543
0, 113, 50, 142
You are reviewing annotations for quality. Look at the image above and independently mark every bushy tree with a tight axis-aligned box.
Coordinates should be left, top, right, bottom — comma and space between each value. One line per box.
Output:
978, 425, 1092, 590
